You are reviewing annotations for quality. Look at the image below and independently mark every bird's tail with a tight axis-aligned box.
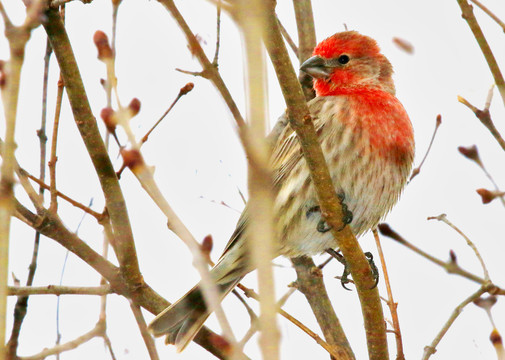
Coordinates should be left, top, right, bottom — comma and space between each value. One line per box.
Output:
148, 278, 240, 351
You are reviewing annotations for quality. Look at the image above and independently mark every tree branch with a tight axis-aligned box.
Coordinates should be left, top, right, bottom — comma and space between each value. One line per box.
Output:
291, 256, 355, 360
42, 7, 142, 292
260, 3, 388, 359
456, 0, 505, 107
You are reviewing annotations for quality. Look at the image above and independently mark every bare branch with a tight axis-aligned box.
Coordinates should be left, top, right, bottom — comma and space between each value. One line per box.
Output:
260, 3, 388, 359
8, 285, 113, 296
455, 0, 505, 106
130, 302, 160, 360
378, 223, 505, 294
158, 0, 245, 128
291, 257, 355, 359
238, 2, 280, 357
469, 0, 505, 32
458, 94, 505, 152
373, 229, 404, 360
409, 114, 442, 182
422, 285, 490, 360
42, 6, 143, 292
428, 214, 490, 281
19, 320, 106, 360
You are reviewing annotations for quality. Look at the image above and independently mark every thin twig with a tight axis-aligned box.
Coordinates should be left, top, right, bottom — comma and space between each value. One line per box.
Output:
212, 0, 222, 66
158, 0, 245, 128
458, 139, 505, 208
6, 36, 53, 360
140, 83, 194, 145
19, 321, 106, 360
13, 200, 234, 359
422, 284, 491, 360
458, 93, 505, 152
43, 6, 143, 290
99, 216, 116, 360
236, 283, 342, 358
125, 153, 238, 350
7, 285, 113, 296
428, 214, 490, 281
48, 74, 63, 213
130, 301, 160, 360
22, 169, 103, 220
469, 0, 505, 32
276, 16, 298, 55
373, 229, 405, 360
409, 114, 442, 182
56, 198, 89, 359
292, 0, 316, 101
456, 0, 505, 106
0, 1, 45, 356
48, 7, 65, 213
378, 224, 505, 293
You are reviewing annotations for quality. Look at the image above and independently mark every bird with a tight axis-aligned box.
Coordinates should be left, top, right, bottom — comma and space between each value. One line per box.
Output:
148, 30, 415, 351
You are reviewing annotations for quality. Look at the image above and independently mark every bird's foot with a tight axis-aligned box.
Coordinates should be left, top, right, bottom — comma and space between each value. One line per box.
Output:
307, 192, 353, 234
337, 192, 353, 230
325, 249, 380, 290
365, 252, 380, 289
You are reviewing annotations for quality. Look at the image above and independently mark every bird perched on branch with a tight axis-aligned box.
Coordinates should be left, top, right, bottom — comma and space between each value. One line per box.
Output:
148, 31, 415, 351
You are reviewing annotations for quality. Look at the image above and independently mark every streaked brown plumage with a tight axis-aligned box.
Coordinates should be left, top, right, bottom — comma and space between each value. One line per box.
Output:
148, 31, 415, 350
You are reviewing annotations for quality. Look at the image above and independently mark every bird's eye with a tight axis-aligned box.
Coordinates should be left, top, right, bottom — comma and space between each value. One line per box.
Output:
337, 54, 350, 65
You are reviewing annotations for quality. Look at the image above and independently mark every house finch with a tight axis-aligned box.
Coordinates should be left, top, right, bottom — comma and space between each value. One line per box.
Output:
148, 31, 415, 350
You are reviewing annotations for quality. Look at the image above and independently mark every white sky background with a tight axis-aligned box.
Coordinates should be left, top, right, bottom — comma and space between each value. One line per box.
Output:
1, 0, 505, 359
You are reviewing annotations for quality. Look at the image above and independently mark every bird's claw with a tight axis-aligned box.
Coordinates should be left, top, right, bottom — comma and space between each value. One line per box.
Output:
338, 192, 353, 229
325, 249, 352, 290
325, 249, 380, 290
365, 252, 380, 289
313, 192, 353, 234
317, 219, 332, 233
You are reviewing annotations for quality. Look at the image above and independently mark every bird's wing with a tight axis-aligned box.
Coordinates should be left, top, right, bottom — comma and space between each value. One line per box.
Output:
219, 97, 331, 259
271, 96, 329, 188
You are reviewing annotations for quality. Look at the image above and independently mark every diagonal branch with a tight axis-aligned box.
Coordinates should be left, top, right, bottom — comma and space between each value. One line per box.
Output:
13, 200, 234, 359
456, 0, 505, 107
259, 3, 388, 360
158, 0, 245, 128
202, 2, 385, 358
42, 7, 142, 290
292, 256, 355, 360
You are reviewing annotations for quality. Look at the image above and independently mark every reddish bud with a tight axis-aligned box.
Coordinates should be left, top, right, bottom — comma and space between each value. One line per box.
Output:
100, 107, 117, 132
392, 37, 414, 54
449, 249, 457, 263
458, 145, 482, 166
128, 98, 141, 116
93, 30, 113, 60
0, 60, 5, 88
111, 0, 122, 5
120, 148, 144, 170
436, 114, 442, 126
490, 328, 502, 346
180, 82, 194, 95
476, 188, 505, 204
201, 235, 213, 256
477, 188, 494, 204
11, 272, 20, 287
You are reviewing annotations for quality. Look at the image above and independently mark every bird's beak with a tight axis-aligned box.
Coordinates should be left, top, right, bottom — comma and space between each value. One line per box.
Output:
300, 56, 332, 79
